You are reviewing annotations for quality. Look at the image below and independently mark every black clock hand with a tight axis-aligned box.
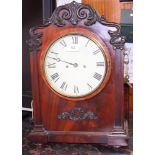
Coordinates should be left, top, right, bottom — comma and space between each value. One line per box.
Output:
49, 57, 78, 67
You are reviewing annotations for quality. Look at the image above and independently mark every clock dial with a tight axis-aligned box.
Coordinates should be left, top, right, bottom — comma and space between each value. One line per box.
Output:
44, 34, 108, 98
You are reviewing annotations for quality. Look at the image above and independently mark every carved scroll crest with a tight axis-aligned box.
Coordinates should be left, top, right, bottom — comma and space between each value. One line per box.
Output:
44, 1, 100, 26
27, 1, 125, 52
57, 107, 97, 121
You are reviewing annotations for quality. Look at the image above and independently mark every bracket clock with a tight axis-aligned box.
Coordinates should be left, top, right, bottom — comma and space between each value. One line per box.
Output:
27, 1, 128, 147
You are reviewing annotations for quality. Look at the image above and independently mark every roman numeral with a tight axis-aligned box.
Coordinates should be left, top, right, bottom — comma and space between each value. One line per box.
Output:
87, 83, 93, 90
72, 36, 78, 44
50, 51, 59, 55
96, 62, 104, 66
51, 73, 59, 82
74, 86, 79, 94
60, 82, 68, 91
47, 62, 56, 68
85, 39, 90, 47
93, 72, 102, 81
60, 40, 67, 47
93, 49, 100, 55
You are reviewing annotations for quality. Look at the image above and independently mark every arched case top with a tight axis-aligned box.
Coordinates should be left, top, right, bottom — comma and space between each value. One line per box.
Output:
27, 1, 125, 53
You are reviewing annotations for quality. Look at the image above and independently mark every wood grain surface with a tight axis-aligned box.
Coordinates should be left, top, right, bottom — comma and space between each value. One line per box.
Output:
83, 0, 133, 23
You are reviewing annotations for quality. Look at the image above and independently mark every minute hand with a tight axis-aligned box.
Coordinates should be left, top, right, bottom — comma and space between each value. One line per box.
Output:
52, 57, 77, 66
60, 59, 75, 66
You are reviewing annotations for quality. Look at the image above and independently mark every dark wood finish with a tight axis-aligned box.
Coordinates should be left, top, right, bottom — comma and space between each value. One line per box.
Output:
124, 84, 132, 113
124, 84, 129, 121
27, 1, 128, 147
42, 0, 56, 24
129, 84, 133, 112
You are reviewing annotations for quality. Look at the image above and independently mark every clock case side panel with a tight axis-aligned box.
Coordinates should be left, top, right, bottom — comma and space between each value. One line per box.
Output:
84, 22, 126, 133
28, 51, 48, 143
27, 1, 128, 146
93, 34, 127, 134
27, 26, 50, 143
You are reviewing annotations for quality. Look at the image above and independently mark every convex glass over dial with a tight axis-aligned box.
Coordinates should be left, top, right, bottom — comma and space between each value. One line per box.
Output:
44, 34, 107, 98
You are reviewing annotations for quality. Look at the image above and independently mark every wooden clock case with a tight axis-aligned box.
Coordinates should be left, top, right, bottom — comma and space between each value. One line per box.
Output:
27, 1, 128, 147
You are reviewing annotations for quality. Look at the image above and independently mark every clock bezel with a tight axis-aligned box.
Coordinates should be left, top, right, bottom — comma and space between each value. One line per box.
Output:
39, 27, 112, 101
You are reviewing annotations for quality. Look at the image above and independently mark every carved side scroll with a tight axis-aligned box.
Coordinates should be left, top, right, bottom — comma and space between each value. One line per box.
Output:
27, 1, 125, 52
26, 27, 43, 52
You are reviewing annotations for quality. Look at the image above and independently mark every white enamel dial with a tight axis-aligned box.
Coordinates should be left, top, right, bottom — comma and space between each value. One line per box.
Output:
44, 34, 107, 98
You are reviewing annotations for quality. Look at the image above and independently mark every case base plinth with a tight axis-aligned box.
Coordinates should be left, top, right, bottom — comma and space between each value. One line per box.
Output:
28, 126, 128, 147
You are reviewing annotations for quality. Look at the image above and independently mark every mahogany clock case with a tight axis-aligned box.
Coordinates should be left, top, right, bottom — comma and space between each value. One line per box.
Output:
27, 1, 128, 147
